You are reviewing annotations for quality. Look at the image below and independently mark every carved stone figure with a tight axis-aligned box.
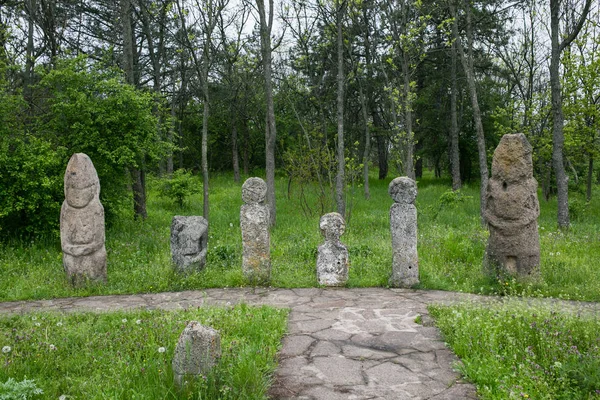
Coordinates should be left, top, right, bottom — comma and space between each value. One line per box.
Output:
389, 177, 419, 287
171, 216, 208, 273
60, 153, 107, 285
240, 177, 271, 284
484, 133, 540, 277
316, 212, 349, 286
172, 321, 221, 387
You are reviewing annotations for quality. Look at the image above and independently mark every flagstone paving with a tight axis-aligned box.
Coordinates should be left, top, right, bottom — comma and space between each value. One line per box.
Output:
1, 288, 599, 399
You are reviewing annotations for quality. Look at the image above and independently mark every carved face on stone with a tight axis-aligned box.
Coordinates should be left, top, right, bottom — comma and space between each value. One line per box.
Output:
242, 177, 267, 204
388, 177, 417, 204
64, 153, 100, 208
491, 133, 534, 183
178, 224, 203, 256
320, 212, 345, 241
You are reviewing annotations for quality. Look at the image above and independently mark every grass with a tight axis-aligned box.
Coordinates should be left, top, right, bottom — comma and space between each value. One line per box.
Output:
0, 170, 599, 301
429, 301, 600, 399
0, 304, 288, 399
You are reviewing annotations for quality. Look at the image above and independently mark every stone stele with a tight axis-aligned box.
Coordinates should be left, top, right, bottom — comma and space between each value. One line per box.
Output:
60, 153, 107, 285
484, 133, 540, 277
171, 216, 208, 274
240, 177, 271, 284
172, 321, 221, 387
389, 177, 419, 287
316, 212, 349, 286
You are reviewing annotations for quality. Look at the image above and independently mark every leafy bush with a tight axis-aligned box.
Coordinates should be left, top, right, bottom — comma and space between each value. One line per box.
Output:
158, 169, 199, 207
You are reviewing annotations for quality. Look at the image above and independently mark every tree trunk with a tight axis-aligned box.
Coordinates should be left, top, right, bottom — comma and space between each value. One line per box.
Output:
550, 0, 570, 228
450, 39, 461, 191
359, 82, 370, 199
232, 119, 240, 183
374, 112, 388, 179
586, 154, 593, 202
121, 0, 147, 219
24, 0, 35, 110
451, 2, 488, 225
257, 0, 277, 226
335, 0, 347, 217
401, 50, 415, 180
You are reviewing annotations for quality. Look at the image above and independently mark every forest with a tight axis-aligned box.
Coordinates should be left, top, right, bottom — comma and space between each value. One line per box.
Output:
0, 0, 598, 236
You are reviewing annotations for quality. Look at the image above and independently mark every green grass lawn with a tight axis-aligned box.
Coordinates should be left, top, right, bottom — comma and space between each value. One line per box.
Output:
0, 304, 288, 399
1, 170, 599, 302
430, 301, 600, 399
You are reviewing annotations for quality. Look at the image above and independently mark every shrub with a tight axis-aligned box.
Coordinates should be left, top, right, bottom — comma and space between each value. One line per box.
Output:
158, 169, 200, 207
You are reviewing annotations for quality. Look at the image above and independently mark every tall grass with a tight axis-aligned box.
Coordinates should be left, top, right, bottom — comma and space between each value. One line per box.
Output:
430, 302, 600, 399
1, 171, 599, 301
0, 304, 288, 399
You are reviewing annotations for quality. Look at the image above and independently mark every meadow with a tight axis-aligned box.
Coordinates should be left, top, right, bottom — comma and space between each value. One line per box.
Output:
1, 171, 600, 398
0, 304, 288, 399
1, 171, 599, 302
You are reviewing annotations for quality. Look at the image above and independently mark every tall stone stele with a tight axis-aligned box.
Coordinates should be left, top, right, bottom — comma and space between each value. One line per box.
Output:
389, 177, 419, 287
171, 216, 208, 274
316, 212, 349, 286
60, 153, 107, 285
484, 133, 540, 277
172, 321, 221, 387
240, 177, 271, 284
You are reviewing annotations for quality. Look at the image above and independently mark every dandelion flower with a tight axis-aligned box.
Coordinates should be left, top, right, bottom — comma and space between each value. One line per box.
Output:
49, 344, 57, 351
35, 322, 41, 327
59, 395, 68, 400
122, 318, 128, 323
32, 316, 37, 321
2, 346, 11, 354
56, 322, 63, 327
158, 347, 166, 353
229, 223, 233, 228
136, 320, 142, 325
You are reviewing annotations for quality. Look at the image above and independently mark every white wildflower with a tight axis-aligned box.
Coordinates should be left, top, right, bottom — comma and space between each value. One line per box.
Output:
2, 346, 11, 354
229, 223, 233, 228
35, 322, 41, 327
59, 395, 68, 400
56, 322, 63, 327
49, 344, 57, 351
136, 319, 142, 325
158, 347, 166, 353
122, 318, 128, 323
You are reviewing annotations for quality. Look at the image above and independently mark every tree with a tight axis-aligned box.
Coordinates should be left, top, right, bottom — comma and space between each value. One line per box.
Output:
335, 0, 347, 217
550, 0, 592, 228
256, 0, 278, 226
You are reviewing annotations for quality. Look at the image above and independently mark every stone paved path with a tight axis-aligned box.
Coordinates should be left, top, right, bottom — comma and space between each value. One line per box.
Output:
1, 288, 599, 399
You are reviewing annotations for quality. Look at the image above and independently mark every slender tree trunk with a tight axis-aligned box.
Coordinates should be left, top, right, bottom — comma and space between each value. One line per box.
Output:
232, 118, 240, 183
550, 0, 570, 228
257, 0, 277, 226
335, 0, 347, 217
450, 40, 461, 191
359, 82, 370, 199
24, 0, 35, 110
375, 115, 388, 179
401, 50, 415, 180
121, 0, 147, 219
451, 2, 488, 225
243, 116, 249, 175
586, 154, 593, 202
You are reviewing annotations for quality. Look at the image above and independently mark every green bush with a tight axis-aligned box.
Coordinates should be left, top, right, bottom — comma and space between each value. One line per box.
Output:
158, 169, 200, 207
0, 378, 43, 400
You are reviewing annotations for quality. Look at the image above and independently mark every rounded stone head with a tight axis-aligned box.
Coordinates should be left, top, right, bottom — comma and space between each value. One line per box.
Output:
320, 212, 345, 241
388, 177, 417, 204
491, 133, 534, 183
64, 153, 100, 208
242, 177, 267, 204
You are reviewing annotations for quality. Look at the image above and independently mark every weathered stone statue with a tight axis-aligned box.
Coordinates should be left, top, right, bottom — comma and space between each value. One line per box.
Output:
484, 133, 540, 277
389, 177, 419, 287
171, 216, 208, 274
172, 321, 221, 387
316, 212, 349, 286
60, 153, 107, 285
240, 177, 271, 284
